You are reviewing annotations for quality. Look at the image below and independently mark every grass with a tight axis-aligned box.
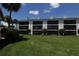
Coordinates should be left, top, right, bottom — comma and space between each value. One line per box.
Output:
0, 35, 79, 56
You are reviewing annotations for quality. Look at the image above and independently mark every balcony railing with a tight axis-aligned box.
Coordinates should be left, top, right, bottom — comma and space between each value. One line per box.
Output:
19, 25, 28, 26
47, 24, 58, 26
65, 30, 76, 31
33, 24, 42, 26
47, 29, 58, 31
18, 29, 28, 31
64, 24, 76, 25
33, 29, 42, 31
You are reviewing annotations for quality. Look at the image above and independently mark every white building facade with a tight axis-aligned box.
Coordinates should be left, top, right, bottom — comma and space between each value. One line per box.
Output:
17, 18, 79, 35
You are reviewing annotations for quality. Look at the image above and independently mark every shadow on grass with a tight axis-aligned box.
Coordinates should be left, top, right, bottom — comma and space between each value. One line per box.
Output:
0, 36, 29, 50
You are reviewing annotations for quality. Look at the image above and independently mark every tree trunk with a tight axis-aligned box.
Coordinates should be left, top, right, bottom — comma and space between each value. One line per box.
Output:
9, 8, 12, 28
0, 8, 4, 20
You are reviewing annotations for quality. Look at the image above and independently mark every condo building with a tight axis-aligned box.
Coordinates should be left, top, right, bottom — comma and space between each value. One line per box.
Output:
16, 18, 79, 35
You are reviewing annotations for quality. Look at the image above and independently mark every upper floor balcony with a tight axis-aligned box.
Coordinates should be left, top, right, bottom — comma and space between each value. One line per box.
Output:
19, 21, 29, 25
64, 25, 76, 30
33, 24, 42, 26
47, 20, 58, 24
33, 26, 42, 31
19, 26, 28, 29
64, 20, 76, 24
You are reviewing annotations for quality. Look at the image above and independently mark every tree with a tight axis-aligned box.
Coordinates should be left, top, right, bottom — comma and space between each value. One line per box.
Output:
0, 8, 4, 20
4, 16, 10, 27
58, 29, 65, 35
42, 29, 47, 35
1, 3, 21, 27
13, 19, 18, 24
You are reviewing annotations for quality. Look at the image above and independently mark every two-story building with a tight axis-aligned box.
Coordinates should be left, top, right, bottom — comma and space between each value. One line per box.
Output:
15, 17, 79, 35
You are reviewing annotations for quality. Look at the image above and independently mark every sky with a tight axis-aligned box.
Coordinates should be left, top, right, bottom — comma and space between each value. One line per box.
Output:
2, 3, 79, 20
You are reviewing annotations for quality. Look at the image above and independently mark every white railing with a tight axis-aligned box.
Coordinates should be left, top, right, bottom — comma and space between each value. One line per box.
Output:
19, 29, 27, 31
19, 25, 28, 26
33, 29, 42, 31
47, 29, 58, 31
65, 30, 76, 31
33, 24, 42, 26
64, 24, 76, 25
47, 24, 58, 26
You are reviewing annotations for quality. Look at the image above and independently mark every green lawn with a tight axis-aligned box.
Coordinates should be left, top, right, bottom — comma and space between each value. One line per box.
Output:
0, 35, 79, 56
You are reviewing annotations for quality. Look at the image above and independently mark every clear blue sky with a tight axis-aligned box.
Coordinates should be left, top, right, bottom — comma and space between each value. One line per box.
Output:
2, 3, 79, 20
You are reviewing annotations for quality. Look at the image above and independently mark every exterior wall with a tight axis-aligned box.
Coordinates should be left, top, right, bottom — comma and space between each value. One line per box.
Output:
29, 21, 33, 35
58, 20, 64, 30
76, 19, 79, 35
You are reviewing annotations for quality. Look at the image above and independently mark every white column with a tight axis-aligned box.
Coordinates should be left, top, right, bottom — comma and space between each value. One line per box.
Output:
29, 21, 33, 35
58, 20, 64, 30
76, 19, 79, 35
43, 21, 47, 29
16, 23, 19, 31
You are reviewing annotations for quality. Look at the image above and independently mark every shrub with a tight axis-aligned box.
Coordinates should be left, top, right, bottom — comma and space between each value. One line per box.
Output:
1, 28, 20, 43
42, 29, 47, 35
26, 29, 31, 34
58, 29, 65, 35
1, 27, 8, 37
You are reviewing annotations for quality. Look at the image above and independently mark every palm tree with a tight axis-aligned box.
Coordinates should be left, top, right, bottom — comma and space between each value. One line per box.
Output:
0, 7, 4, 20
4, 16, 10, 25
1, 3, 21, 27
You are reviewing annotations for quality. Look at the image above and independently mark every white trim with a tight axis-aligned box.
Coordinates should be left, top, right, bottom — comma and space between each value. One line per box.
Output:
43, 20, 47, 29
58, 20, 64, 30
29, 21, 33, 35
76, 19, 79, 35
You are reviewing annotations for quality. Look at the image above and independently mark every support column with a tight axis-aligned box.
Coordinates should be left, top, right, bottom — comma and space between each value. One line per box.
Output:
58, 20, 64, 30
43, 20, 47, 29
76, 19, 79, 36
16, 23, 19, 31
29, 21, 33, 35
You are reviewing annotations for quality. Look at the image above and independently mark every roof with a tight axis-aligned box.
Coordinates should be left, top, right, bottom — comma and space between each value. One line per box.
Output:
18, 17, 78, 22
